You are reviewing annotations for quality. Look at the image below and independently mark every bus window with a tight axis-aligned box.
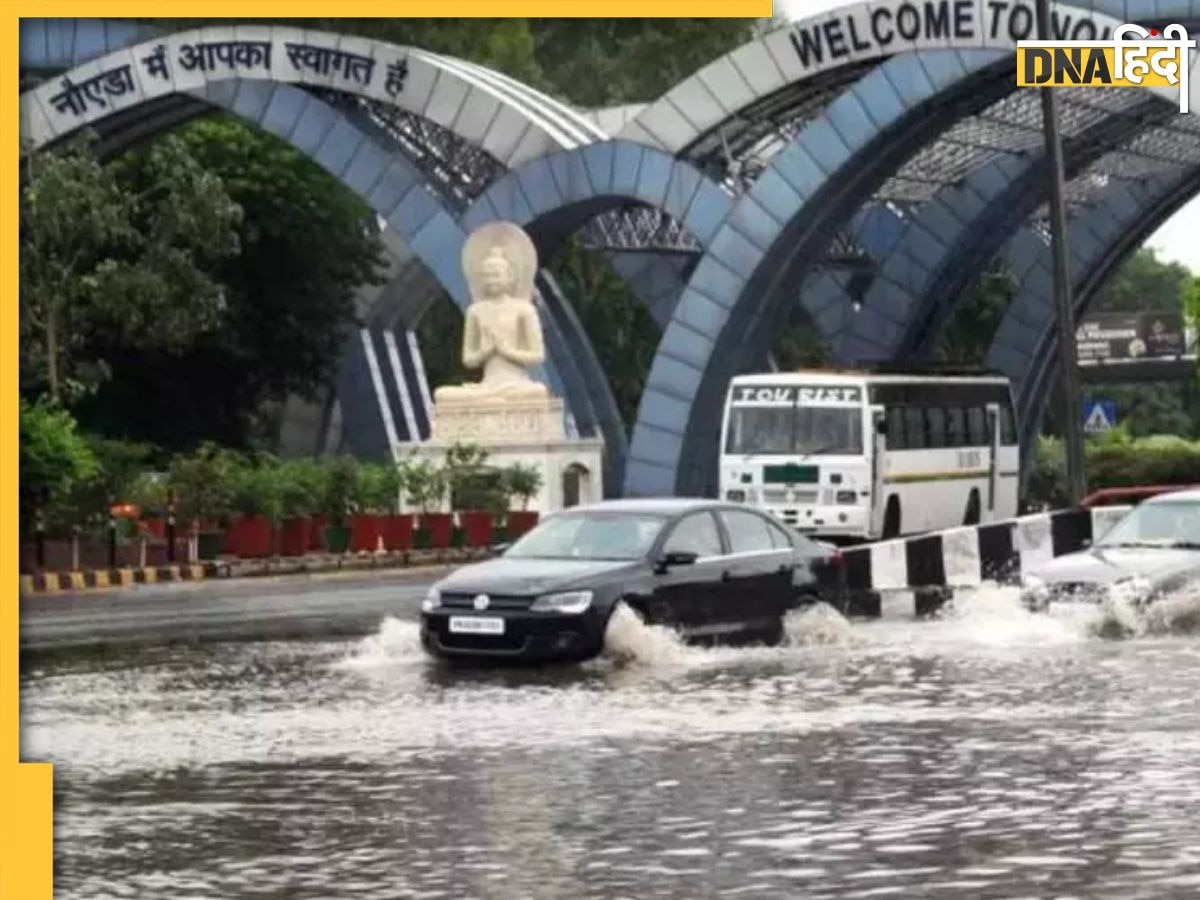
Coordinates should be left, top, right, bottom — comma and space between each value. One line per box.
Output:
967, 407, 987, 446
887, 407, 906, 449
904, 407, 926, 449
947, 406, 967, 447
926, 406, 947, 448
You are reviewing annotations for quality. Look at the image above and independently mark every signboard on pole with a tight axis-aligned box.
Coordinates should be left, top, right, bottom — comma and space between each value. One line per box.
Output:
1082, 399, 1117, 434
1076, 312, 1188, 363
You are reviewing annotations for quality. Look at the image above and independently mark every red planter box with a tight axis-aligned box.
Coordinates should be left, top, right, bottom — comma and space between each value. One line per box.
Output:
420, 513, 453, 549
308, 515, 327, 551
461, 510, 494, 548
505, 510, 540, 539
227, 516, 274, 558
280, 517, 310, 557
382, 514, 414, 551
351, 514, 383, 553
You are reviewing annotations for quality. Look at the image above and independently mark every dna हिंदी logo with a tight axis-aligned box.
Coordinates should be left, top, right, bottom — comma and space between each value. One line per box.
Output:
1017, 23, 1196, 112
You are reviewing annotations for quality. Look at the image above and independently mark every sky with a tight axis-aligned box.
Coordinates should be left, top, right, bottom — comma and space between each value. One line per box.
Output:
773, 0, 1200, 273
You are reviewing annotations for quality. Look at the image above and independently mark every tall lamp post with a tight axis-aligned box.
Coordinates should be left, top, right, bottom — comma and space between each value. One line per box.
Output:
1035, 0, 1087, 505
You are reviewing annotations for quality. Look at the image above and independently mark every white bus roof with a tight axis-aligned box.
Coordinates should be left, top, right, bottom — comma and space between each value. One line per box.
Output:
730, 370, 1010, 386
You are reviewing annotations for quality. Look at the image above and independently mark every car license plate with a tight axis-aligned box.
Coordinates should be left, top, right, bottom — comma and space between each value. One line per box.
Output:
448, 616, 505, 636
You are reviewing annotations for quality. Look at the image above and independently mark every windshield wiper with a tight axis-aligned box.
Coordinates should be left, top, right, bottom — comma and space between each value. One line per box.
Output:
797, 442, 840, 460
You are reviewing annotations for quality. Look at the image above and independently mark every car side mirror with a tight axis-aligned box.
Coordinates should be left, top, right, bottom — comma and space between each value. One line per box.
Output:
656, 550, 698, 572
492, 542, 511, 555
875, 420, 888, 435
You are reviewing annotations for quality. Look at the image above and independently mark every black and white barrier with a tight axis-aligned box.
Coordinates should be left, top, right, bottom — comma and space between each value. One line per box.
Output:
838, 506, 1131, 595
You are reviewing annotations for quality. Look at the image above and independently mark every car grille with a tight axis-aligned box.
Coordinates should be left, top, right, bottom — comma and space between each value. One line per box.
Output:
439, 593, 535, 611
1046, 582, 1106, 601
764, 489, 820, 505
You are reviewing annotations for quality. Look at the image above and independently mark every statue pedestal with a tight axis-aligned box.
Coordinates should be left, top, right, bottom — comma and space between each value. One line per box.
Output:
399, 394, 604, 513
430, 394, 566, 442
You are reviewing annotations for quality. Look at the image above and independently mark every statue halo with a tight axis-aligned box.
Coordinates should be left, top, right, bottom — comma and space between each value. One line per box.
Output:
462, 221, 538, 302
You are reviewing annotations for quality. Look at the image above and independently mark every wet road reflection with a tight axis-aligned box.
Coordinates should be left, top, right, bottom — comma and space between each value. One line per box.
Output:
22, 587, 1200, 899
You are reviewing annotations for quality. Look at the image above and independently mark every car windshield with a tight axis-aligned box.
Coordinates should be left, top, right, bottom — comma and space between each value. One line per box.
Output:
504, 512, 667, 561
1097, 500, 1200, 548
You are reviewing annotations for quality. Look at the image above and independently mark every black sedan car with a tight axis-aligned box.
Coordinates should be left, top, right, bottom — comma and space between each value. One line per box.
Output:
419, 498, 832, 662
1022, 488, 1200, 610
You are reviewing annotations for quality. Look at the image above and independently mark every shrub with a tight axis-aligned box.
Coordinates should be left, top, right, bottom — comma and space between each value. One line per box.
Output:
19, 399, 100, 535
322, 456, 358, 526
502, 464, 543, 510
1029, 433, 1200, 507
402, 457, 446, 514
168, 442, 238, 527
231, 454, 284, 524
279, 458, 326, 519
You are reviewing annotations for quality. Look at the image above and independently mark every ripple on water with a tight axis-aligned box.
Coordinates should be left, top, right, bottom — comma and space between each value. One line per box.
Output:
20, 584, 1200, 899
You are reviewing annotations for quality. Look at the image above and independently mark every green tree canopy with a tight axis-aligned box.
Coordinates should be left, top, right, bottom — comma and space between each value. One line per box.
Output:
71, 116, 386, 452
20, 134, 241, 404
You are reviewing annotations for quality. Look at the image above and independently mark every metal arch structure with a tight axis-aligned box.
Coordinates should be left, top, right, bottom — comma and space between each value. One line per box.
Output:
624, 47, 1021, 497
622, 1, 1200, 497
989, 165, 1200, 467
458, 141, 734, 488
833, 91, 1184, 364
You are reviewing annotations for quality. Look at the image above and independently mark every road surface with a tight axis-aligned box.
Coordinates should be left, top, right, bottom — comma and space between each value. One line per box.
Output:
19, 567, 444, 652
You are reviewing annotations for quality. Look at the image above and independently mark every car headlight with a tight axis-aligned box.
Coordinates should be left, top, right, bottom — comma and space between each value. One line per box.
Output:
725, 489, 746, 502
529, 590, 593, 614
421, 586, 441, 613
836, 490, 856, 505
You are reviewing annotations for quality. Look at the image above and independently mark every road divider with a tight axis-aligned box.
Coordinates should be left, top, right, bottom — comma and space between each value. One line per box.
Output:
838, 506, 1131, 596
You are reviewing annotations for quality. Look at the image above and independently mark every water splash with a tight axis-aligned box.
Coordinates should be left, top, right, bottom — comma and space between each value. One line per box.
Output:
1093, 578, 1200, 640
784, 602, 856, 647
601, 602, 690, 666
875, 585, 1094, 650
338, 617, 426, 670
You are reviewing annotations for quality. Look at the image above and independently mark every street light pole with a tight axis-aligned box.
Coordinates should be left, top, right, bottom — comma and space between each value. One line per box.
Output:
1035, 0, 1087, 506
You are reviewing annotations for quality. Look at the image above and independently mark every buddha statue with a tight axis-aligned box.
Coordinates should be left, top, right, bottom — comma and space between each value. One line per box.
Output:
434, 222, 551, 403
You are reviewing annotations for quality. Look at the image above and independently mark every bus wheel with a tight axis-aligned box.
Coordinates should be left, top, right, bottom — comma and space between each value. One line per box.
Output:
964, 489, 981, 526
882, 496, 901, 539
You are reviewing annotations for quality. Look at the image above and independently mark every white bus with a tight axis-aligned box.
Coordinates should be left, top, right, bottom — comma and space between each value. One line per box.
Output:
719, 370, 1020, 542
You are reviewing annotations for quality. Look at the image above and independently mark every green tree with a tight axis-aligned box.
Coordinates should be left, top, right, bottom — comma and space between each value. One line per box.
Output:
19, 399, 100, 535
73, 117, 385, 451
1186, 276, 1200, 376
20, 135, 240, 403
935, 267, 1017, 364
547, 239, 659, 428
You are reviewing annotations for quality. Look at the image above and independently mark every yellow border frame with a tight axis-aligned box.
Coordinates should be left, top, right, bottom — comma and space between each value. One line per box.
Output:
3, 4, 771, 897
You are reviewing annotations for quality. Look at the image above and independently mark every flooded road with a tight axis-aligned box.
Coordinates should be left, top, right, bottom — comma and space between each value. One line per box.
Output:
21, 588, 1200, 899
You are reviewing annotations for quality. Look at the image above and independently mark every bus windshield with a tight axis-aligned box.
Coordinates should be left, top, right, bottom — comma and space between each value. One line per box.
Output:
725, 405, 863, 456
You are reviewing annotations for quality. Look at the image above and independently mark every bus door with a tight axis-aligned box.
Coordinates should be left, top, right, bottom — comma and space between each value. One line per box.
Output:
985, 402, 1000, 514
870, 406, 887, 537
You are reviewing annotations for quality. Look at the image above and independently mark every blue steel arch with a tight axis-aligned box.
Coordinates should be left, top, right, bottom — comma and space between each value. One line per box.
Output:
461, 141, 733, 488
624, 48, 1018, 497
833, 96, 1177, 364
989, 165, 1200, 469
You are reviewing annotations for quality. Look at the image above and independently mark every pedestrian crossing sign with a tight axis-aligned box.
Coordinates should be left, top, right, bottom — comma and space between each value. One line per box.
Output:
1082, 400, 1117, 434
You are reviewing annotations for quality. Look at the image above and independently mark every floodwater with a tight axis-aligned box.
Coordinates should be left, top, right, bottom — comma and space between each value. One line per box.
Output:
21, 587, 1200, 899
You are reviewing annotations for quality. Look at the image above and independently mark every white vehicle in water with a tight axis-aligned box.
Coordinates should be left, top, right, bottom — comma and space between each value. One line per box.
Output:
719, 369, 1020, 542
